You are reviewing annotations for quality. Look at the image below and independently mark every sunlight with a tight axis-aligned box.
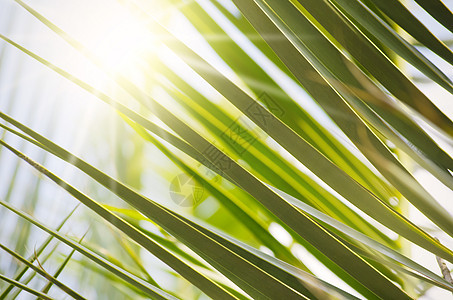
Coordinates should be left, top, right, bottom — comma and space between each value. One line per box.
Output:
91, 13, 154, 78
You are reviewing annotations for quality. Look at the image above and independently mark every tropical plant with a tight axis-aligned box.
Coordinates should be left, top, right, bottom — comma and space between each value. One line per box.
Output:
0, 0, 453, 298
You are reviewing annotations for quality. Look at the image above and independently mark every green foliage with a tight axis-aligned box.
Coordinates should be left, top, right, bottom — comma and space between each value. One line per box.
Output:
1, 0, 453, 298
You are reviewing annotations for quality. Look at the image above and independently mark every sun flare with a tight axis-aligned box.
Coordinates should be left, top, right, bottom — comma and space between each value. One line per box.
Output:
90, 13, 154, 78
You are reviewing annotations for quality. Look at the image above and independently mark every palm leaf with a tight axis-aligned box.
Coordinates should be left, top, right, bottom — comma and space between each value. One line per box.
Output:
1, 0, 453, 298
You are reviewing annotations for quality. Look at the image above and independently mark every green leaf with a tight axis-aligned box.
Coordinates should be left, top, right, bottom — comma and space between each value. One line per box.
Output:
0, 114, 411, 299
0, 273, 54, 300
0, 140, 316, 299
413, 0, 453, 34
268, 184, 453, 292
40, 232, 87, 295
0, 243, 86, 300
0, 200, 180, 300
0, 21, 414, 295
0, 204, 79, 299
269, 0, 453, 136
365, 0, 453, 64
329, 0, 453, 92
228, 0, 453, 241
